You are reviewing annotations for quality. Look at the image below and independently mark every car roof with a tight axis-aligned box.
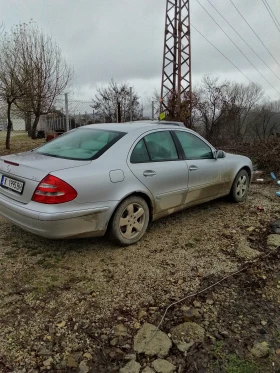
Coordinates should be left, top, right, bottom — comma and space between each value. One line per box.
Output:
132, 120, 185, 127
79, 121, 186, 133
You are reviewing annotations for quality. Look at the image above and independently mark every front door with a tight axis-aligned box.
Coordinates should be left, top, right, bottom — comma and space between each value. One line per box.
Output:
173, 130, 227, 204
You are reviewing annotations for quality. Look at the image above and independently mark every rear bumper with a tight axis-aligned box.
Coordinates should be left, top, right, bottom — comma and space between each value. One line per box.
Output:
0, 194, 114, 239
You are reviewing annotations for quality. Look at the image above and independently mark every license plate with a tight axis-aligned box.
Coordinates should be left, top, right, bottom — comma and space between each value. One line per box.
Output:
0, 175, 24, 194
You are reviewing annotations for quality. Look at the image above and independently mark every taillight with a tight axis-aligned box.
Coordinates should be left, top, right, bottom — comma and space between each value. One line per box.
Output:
32, 174, 77, 204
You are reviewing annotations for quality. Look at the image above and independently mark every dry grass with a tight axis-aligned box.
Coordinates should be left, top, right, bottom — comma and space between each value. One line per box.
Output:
0, 131, 45, 156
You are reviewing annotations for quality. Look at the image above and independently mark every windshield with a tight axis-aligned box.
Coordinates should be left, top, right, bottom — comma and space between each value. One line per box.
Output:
35, 128, 126, 160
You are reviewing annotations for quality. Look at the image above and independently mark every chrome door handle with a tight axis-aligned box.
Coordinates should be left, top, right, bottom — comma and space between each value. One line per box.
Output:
143, 170, 156, 177
189, 166, 198, 171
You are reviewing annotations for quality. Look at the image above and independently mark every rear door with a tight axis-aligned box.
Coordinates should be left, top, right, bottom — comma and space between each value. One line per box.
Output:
173, 130, 227, 203
128, 130, 189, 213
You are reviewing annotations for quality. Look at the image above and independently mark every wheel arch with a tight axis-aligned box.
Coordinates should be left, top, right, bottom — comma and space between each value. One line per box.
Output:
230, 166, 252, 198
106, 191, 154, 231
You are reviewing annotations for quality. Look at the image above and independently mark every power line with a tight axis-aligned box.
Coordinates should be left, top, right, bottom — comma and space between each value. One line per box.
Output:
196, 0, 280, 96
261, 0, 280, 33
191, 23, 273, 101
229, 0, 280, 69
206, 0, 280, 83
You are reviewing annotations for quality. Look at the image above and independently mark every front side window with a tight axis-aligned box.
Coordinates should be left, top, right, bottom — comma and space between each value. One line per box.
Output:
144, 131, 178, 161
175, 131, 213, 159
35, 129, 125, 160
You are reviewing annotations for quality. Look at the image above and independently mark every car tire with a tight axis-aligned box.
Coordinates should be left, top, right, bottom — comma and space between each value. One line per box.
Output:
230, 169, 249, 202
109, 196, 149, 246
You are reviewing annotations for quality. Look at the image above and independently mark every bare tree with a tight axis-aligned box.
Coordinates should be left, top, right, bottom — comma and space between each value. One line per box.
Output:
193, 75, 229, 141
0, 32, 26, 149
223, 82, 263, 142
15, 23, 72, 138
249, 100, 280, 141
192, 76, 264, 144
92, 80, 141, 123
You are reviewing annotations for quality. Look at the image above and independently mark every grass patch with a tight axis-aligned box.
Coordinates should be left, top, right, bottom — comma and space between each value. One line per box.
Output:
226, 355, 258, 373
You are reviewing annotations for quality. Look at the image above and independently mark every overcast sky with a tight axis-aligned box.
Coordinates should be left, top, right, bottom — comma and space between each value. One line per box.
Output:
1, 0, 280, 110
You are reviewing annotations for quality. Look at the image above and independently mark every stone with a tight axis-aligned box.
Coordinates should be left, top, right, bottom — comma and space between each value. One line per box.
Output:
133, 323, 172, 358
236, 238, 260, 260
138, 309, 147, 320
66, 354, 79, 368
151, 359, 176, 373
38, 347, 52, 356
267, 234, 280, 249
56, 321, 66, 328
114, 324, 128, 336
124, 354, 137, 360
120, 360, 141, 373
271, 219, 280, 234
250, 341, 270, 358
170, 322, 205, 352
142, 367, 155, 373
83, 352, 92, 360
78, 360, 90, 373
247, 226, 255, 232
43, 357, 53, 367
110, 337, 118, 346
193, 301, 201, 308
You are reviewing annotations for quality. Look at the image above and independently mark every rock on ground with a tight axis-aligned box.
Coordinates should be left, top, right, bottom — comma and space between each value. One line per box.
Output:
78, 360, 90, 373
142, 367, 155, 373
120, 360, 141, 373
271, 219, 280, 234
151, 359, 176, 373
236, 238, 260, 260
133, 323, 172, 358
170, 322, 205, 352
114, 323, 129, 336
250, 341, 270, 358
267, 234, 280, 249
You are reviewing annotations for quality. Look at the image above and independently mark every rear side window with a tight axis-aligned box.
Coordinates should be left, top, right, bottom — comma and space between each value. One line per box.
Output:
130, 139, 150, 163
130, 131, 179, 163
175, 131, 213, 159
35, 129, 125, 160
145, 131, 178, 161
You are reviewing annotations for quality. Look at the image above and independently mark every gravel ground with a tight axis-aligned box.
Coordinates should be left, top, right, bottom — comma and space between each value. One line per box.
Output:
0, 136, 280, 372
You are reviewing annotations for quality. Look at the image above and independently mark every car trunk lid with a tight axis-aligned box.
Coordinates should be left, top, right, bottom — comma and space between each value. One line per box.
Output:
0, 152, 91, 204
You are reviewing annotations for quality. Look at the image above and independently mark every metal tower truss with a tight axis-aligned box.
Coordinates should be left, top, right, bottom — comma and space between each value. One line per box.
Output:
160, 0, 191, 121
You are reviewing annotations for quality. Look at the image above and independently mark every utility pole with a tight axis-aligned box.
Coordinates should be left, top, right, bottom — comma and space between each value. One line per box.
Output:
65, 93, 70, 131
160, 0, 192, 126
152, 101, 155, 120
130, 87, 133, 122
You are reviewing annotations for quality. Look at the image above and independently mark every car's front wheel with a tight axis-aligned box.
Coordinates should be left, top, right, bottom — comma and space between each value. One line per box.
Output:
230, 169, 249, 202
109, 196, 149, 245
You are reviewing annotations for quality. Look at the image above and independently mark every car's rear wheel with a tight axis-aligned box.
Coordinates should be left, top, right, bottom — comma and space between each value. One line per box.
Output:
230, 169, 249, 202
109, 196, 149, 245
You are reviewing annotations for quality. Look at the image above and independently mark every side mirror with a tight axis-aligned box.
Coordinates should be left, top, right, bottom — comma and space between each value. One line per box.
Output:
214, 150, 226, 159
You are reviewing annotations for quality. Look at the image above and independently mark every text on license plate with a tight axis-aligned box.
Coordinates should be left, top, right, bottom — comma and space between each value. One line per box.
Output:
0, 175, 24, 194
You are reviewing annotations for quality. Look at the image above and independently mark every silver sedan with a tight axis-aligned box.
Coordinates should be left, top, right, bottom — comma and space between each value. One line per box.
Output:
0, 122, 252, 245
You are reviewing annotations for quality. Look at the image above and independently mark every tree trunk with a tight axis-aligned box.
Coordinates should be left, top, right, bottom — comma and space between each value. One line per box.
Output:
25, 112, 32, 136
117, 102, 121, 123
5, 102, 13, 150
31, 115, 40, 139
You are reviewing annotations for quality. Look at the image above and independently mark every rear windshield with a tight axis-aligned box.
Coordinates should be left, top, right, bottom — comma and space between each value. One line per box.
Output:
35, 128, 126, 160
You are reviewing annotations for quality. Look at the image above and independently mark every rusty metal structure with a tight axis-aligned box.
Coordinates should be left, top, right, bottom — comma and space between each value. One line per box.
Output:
160, 0, 192, 124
